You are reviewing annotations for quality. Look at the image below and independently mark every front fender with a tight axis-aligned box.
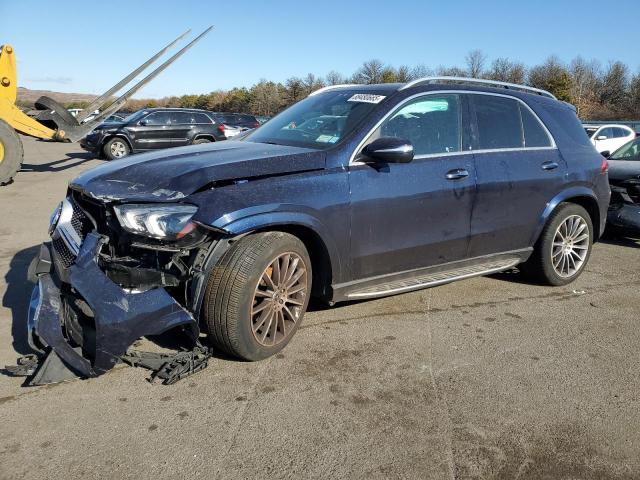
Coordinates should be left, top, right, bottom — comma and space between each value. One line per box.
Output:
531, 186, 600, 245
210, 207, 343, 283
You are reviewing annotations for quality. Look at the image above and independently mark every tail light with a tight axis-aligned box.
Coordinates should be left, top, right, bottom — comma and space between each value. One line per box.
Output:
253, 122, 260, 129
217, 124, 226, 134
600, 157, 609, 174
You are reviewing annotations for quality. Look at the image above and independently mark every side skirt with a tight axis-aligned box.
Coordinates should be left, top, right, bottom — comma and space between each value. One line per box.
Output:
331, 249, 531, 302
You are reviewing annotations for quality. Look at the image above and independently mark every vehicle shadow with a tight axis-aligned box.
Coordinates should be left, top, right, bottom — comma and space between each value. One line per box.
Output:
599, 234, 640, 249
20, 151, 103, 173
2, 245, 40, 355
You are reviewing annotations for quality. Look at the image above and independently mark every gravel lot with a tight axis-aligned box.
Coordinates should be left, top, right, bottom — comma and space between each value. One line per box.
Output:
1, 136, 639, 480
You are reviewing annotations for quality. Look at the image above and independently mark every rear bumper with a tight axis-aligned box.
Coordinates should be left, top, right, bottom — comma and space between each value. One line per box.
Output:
28, 233, 199, 378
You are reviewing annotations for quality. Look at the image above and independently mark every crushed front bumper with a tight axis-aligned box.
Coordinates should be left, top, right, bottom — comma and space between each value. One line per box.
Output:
27, 232, 199, 383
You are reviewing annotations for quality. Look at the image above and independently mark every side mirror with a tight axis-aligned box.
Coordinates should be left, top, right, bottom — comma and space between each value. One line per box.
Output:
596, 135, 608, 141
601, 150, 611, 158
139, 119, 148, 126
361, 137, 414, 164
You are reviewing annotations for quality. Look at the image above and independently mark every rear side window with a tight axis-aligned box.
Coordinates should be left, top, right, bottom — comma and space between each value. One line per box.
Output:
519, 104, 552, 147
472, 95, 523, 149
377, 94, 462, 156
613, 127, 631, 138
194, 113, 212, 124
143, 112, 171, 125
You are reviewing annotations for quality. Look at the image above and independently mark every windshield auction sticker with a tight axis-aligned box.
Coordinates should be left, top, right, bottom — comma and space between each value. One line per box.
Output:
347, 94, 386, 104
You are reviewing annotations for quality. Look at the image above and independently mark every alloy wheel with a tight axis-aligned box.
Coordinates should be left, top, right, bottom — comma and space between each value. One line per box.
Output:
551, 215, 590, 278
110, 141, 127, 158
251, 252, 308, 347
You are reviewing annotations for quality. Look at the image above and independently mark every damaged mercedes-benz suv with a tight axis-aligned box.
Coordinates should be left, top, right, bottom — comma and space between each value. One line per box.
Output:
25, 77, 610, 383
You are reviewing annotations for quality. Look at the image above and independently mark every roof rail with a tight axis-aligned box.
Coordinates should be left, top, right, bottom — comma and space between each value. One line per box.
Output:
400, 76, 557, 100
308, 84, 359, 96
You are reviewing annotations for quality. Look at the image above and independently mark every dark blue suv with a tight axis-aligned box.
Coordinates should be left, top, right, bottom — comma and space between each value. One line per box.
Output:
29, 77, 610, 379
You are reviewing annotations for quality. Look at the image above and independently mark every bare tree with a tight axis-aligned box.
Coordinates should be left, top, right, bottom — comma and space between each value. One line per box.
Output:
302, 73, 325, 95
410, 64, 433, 80
487, 57, 526, 84
325, 70, 345, 85
352, 59, 385, 84
395, 65, 412, 83
436, 65, 467, 77
465, 49, 487, 78
568, 57, 601, 118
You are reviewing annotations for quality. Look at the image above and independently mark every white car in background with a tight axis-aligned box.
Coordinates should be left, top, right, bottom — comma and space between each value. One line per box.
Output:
584, 124, 636, 154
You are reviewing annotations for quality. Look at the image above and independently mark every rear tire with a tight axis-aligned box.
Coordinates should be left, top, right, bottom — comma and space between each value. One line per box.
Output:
520, 203, 593, 286
203, 232, 312, 361
0, 119, 23, 186
103, 137, 130, 160
192, 138, 212, 145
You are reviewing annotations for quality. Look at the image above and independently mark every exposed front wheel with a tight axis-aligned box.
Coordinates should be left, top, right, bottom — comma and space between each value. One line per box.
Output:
202, 232, 312, 360
520, 203, 593, 286
103, 137, 130, 160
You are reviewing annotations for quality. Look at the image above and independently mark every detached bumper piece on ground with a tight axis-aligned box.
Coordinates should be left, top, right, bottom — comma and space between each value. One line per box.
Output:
5, 234, 213, 386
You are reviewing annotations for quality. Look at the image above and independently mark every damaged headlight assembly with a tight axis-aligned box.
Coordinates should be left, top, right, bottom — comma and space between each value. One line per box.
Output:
114, 204, 198, 240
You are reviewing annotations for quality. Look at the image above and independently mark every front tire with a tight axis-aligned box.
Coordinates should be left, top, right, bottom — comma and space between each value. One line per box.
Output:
103, 137, 130, 160
520, 203, 593, 286
203, 232, 312, 360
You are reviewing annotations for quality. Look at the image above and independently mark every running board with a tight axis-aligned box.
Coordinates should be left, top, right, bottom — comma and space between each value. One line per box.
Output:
347, 256, 521, 299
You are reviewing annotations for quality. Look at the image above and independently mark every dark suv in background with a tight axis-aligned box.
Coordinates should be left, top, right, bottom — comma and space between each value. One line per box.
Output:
30, 77, 610, 381
80, 108, 225, 159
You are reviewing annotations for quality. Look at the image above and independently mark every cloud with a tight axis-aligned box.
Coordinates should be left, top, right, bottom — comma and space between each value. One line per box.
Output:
25, 76, 73, 85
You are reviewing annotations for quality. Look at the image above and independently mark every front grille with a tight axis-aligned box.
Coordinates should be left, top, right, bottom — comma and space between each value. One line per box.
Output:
52, 237, 76, 268
51, 197, 95, 268
70, 201, 90, 238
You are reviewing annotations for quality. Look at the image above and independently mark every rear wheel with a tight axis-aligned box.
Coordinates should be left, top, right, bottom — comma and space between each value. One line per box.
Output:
203, 232, 312, 360
192, 138, 212, 145
0, 119, 23, 186
103, 137, 130, 160
520, 203, 593, 286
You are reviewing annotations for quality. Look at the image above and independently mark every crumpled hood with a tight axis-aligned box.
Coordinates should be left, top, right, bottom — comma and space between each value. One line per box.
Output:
71, 141, 324, 201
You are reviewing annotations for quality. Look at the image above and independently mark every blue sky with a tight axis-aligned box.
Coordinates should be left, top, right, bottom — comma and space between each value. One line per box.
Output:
2, 0, 639, 98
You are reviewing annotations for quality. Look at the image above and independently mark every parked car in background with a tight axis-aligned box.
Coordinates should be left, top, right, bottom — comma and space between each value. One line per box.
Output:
211, 112, 260, 138
583, 124, 636, 154
606, 137, 640, 236
256, 115, 271, 124
80, 108, 224, 159
30, 77, 610, 382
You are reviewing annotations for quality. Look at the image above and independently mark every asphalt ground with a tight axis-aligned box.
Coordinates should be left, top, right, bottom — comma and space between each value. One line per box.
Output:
1, 136, 639, 479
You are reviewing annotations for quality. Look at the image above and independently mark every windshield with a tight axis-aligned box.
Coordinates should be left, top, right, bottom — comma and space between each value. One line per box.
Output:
610, 138, 640, 161
123, 110, 149, 123
245, 91, 386, 149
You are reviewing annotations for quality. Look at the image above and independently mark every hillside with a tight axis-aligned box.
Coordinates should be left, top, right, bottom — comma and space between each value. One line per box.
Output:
16, 87, 99, 108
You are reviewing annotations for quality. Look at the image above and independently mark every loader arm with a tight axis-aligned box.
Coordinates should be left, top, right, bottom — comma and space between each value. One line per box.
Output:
0, 45, 58, 140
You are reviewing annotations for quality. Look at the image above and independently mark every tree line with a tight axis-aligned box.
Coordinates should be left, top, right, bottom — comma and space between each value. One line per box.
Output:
71, 50, 640, 120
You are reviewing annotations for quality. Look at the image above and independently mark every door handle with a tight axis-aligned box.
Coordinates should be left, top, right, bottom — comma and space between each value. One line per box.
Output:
541, 161, 559, 171
445, 168, 469, 180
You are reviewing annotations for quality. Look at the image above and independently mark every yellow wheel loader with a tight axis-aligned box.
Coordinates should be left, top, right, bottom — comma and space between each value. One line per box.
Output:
0, 27, 212, 185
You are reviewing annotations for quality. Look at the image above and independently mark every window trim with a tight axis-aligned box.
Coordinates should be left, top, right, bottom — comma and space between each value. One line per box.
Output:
350, 90, 557, 165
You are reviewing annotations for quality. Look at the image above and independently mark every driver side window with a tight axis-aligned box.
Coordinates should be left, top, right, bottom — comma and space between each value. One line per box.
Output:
376, 94, 462, 156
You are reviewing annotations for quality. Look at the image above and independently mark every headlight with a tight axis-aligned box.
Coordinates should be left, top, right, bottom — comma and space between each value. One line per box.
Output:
113, 204, 198, 240
48, 202, 62, 236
